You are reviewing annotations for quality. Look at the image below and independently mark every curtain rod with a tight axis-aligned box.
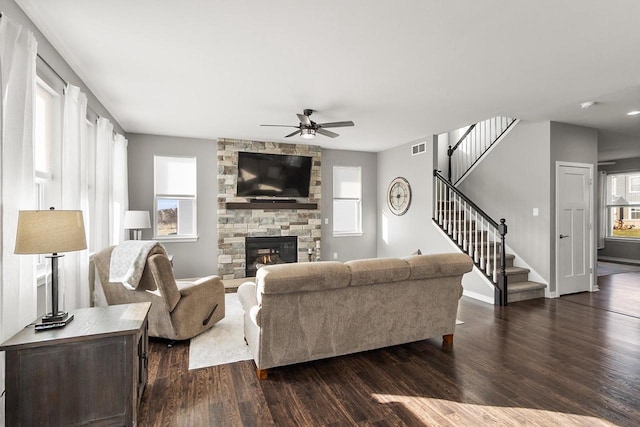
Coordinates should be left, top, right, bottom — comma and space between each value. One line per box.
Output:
37, 53, 67, 87
36, 53, 104, 124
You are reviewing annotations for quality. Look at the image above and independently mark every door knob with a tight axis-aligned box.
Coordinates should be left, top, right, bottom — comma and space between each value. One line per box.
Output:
559, 234, 570, 239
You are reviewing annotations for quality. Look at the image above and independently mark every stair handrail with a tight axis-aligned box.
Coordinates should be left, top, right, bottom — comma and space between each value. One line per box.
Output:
433, 170, 508, 305
447, 124, 476, 182
447, 117, 516, 185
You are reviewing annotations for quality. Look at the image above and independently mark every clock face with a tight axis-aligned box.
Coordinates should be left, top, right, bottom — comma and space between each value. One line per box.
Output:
387, 177, 411, 215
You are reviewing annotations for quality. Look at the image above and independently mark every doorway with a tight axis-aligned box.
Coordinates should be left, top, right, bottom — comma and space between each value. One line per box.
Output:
556, 162, 594, 295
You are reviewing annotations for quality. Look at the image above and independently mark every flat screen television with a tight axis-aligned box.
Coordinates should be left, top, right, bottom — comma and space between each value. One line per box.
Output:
236, 151, 313, 198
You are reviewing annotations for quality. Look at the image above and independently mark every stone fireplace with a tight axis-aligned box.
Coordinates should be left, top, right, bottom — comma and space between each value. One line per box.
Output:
217, 138, 321, 279
245, 236, 297, 277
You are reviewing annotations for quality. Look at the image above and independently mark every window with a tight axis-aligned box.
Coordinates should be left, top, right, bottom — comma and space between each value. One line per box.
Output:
332, 166, 362, 236
605, 172, 640, 239
154, 155, 197, 240
34, 78, 62, 273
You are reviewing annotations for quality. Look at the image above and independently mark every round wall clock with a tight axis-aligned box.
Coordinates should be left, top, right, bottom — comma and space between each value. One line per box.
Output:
387, 177, 412, 216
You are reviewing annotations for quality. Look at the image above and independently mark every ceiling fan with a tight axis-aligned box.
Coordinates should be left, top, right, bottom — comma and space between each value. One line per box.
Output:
261, 109, 354, 139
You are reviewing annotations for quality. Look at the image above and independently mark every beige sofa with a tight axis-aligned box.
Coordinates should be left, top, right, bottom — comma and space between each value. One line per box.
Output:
237, 252, 473, 379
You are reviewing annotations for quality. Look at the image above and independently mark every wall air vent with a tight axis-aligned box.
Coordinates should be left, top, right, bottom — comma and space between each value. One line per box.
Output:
411, 141, 426, 156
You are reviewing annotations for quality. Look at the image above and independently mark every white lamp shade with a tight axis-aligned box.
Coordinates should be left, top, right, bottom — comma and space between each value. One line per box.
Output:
123, 210, 151, 229
15, 210, 87, 254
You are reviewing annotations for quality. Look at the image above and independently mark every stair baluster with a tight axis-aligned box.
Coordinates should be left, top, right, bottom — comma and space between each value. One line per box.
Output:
433, 170, 509, 305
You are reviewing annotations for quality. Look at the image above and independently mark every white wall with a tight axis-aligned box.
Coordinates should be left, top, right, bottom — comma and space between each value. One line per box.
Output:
127, 133, 218, 279
321, 149, 378, 262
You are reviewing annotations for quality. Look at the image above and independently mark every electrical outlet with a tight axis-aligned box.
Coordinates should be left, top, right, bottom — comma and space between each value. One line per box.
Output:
324, 218, 329, 225
533, 208, 539, 216
333, 252, 338, 260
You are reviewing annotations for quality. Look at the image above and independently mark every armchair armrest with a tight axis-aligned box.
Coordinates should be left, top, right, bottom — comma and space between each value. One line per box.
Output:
171, 275, 226, 338
178, 275, 221, 298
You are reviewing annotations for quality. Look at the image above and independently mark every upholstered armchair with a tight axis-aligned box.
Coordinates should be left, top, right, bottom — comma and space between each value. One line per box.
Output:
92, 245, 225, 341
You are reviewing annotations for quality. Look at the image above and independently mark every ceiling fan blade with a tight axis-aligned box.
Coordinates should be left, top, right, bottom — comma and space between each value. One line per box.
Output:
260, 124, 298, 128
317, 128, 339, 138
297, 113, 312, 126
284, 129, 301, 138
318, 121, 355, 128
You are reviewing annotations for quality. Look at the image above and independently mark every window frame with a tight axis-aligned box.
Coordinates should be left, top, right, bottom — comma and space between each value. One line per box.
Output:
332, 166, 363, 237
34, 74, 63, 282
605, 172, 640, 240
153, 155, 198, 242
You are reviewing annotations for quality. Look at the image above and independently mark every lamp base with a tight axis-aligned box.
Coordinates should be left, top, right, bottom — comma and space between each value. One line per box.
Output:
41, 311, 70, 323
35, 313, 74, 331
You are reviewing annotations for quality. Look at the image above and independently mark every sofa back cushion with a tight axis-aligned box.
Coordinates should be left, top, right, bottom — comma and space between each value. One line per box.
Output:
404, 253, 473, 280
345, 257, 410, 286
258, 261, 351, 295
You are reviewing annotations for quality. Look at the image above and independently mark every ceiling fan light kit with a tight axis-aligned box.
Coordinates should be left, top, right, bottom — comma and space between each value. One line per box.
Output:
261, 108, 354, 139
300, 128, 316, 139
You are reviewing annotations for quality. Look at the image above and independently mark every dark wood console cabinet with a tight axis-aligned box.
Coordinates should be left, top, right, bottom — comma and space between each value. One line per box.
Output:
0, 302, 150, 426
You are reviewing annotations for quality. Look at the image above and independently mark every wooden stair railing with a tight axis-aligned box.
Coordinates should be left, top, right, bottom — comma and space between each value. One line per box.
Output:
434, 170, 508, 305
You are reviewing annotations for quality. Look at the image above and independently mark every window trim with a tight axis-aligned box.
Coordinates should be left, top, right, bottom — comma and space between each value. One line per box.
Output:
605, 172, 640, 240
153, 155, 198, 241
332, 166, 363, 237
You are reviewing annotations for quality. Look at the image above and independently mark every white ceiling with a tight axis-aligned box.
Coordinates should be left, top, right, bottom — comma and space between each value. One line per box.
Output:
16, 0, 640, 153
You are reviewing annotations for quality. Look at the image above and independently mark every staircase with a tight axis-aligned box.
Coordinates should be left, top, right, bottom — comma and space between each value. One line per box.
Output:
434, 117, 546, 305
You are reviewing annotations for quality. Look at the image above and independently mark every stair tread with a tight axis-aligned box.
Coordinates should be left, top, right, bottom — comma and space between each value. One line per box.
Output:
508, 281, 546, 292
504, 266, 529, 274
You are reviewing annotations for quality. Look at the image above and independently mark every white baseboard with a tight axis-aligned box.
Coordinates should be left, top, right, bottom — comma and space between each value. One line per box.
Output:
598, 256, 640, 265
462, 290, 494, 305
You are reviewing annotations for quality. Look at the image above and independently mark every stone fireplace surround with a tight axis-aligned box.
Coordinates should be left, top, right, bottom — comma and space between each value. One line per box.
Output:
217, 138, 321, 279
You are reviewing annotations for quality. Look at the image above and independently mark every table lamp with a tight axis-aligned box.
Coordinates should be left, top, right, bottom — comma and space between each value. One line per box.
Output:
123, 210, 151, 240
15, 208, 87, 329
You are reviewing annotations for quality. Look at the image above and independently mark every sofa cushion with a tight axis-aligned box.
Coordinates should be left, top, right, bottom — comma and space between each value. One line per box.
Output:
403, 253, 473, 280
345, 257, 410, 286
257, 261, 351, 295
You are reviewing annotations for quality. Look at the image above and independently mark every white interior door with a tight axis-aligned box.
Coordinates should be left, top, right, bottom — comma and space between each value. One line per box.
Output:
557, 163, 592, 295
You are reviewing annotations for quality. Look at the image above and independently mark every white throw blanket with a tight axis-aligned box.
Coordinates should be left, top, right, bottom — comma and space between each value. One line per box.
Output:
109, 240, 167, 289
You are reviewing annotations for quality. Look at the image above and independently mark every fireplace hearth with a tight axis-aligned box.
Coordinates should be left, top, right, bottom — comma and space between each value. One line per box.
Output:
245, 236, 297, 277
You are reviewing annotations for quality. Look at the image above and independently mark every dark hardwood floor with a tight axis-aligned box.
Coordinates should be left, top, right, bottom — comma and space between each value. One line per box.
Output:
138, 273, 640, 426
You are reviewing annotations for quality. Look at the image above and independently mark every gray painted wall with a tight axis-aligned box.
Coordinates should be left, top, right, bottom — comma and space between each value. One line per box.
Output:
321, 149, 378, 262
598, 130, 640, 162
597, 156, 640, 262
549, 122, 598, 292
458, 121, 552, 285
376, 136, 453, 258
127, 133, 218, 279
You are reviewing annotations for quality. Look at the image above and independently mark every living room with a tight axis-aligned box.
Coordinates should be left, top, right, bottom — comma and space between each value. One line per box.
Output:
2, 1, 640, 425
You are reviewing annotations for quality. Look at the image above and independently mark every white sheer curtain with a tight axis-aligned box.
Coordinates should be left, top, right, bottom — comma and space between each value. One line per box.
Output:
112, 133, 129, 244
61, 83, 90, 309
95, 117, 114, 253
0, 15, 37, 340
92, 117, 129, 305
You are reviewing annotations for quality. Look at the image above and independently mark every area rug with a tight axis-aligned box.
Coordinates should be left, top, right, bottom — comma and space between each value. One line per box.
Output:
189, 293, 465, 370
188, 293, 252, 370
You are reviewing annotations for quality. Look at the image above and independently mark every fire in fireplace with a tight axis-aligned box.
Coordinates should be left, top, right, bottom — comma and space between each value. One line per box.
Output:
245, 236, 297, 277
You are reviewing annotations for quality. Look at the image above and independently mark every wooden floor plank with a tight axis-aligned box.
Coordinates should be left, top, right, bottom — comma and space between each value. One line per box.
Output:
138, 272, 640, 426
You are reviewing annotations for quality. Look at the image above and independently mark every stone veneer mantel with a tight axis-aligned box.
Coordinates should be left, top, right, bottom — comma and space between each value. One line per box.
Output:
217, 138, 321, 279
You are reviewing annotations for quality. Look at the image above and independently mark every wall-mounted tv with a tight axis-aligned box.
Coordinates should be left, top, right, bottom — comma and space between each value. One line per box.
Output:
236, 151, 313, 198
